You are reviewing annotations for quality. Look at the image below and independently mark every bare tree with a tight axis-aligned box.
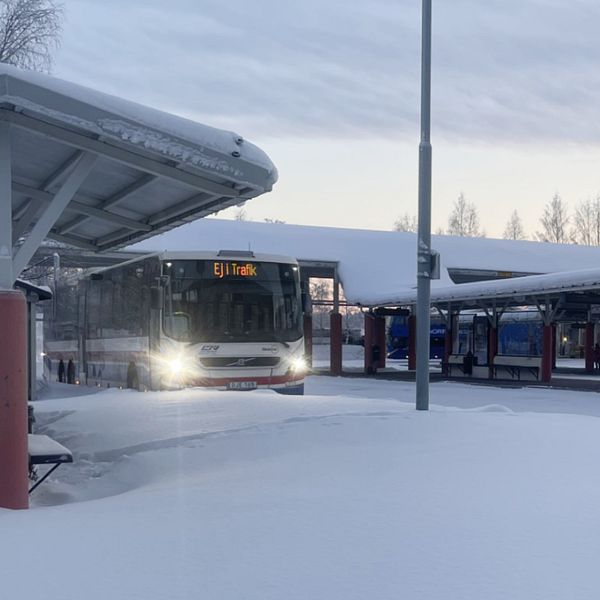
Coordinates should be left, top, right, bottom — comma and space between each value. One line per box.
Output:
234, 207, 247, 221
572, 196, 600, 246
309, 279, 331, 329
536, 193, 569, 243
503, 210, 526, 240
0, 0, 63, 72
447, 193, 483, 237
393, 213, 417, 233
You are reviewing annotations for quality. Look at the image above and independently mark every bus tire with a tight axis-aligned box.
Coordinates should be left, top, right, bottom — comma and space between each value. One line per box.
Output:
275, 383, 304, 396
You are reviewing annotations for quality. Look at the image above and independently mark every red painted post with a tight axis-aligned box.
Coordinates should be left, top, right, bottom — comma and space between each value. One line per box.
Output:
330, 312, 343, 376
364, 312, 375, 374
552, 324, 557, 369
444, 323, 452, 375
375, 316, 386, 370
541, 324, 553, 383
0, 290, 29, 509
585, 322, 594, 373
488, 325, 498, 379
408, 315, 417, 371
303, 314, 313, 368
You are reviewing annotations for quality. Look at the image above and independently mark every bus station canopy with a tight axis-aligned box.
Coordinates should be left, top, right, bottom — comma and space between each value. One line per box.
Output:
372, 266, 600, 321
0, 64, 277, 286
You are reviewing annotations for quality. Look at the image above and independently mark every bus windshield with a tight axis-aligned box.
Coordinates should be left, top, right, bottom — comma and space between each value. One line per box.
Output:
162, 259, 302, 344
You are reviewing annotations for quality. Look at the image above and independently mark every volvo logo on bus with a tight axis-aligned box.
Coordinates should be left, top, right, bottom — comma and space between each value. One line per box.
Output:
227, 357, 256, 367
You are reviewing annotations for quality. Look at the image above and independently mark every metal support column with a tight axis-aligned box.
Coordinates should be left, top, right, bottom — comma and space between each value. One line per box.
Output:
541, 325, 553, 383
364, 312, 375, 375
0, 121, 12, 287
28, 294, 39, 401
488, 322, 498, 379
330, 269, 342, 375
585, 321, 594, 373
416, 0, 433, 410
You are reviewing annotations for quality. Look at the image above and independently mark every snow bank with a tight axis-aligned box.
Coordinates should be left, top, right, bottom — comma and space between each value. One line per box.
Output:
3, 379, 600, 599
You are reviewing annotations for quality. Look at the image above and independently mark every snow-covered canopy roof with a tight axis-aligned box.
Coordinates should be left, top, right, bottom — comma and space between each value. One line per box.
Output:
127, 219, 600, 306
1, 64, 277, 260
377, 266, 600, 309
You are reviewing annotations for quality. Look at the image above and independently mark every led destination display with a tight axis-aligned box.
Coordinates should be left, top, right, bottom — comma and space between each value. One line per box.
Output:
212, 261, 258, 279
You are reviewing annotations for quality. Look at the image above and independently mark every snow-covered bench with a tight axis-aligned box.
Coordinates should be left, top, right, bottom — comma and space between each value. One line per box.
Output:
28, 434, 73, 494
492, 355, 542, 381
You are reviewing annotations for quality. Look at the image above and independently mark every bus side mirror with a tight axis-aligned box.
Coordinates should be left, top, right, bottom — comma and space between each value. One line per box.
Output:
150, 286, 163, 310
301, 292, 312, 315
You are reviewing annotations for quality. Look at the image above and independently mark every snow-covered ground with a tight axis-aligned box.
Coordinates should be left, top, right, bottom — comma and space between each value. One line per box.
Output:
4, 377, 600, 599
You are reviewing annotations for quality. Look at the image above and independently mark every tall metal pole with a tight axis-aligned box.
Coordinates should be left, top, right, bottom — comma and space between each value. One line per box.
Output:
416, 0, 432, 410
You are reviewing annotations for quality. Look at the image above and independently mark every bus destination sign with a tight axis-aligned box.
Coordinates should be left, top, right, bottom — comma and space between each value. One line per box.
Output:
213, 261, 258, 279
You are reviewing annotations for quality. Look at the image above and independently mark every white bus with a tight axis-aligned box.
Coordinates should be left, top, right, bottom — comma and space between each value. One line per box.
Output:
46, 250, 307, 394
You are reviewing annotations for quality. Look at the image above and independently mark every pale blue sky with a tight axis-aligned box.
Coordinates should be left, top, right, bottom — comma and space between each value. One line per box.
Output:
55, 0, 600, 238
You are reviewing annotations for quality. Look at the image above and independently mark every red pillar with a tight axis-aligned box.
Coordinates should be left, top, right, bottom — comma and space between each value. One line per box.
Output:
541, 324, 553, 383
488, 325, 498, 379
375, 316, 386, 370
408, 315, 416, 371
552, 324, 557, 369
585, 322, 594, 373
0, 291, 29, 509
330, 312, 342, 376
303, 314, 313, 368
364, 312, 375, 374
444, 322, 452, 375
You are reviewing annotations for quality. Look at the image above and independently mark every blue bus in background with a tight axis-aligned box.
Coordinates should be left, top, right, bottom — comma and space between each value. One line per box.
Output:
387, 316, 446, 360
387, 313, 543, 360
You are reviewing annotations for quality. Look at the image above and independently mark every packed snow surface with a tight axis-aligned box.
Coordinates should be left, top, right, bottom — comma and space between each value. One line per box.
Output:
5, 376, 600, 599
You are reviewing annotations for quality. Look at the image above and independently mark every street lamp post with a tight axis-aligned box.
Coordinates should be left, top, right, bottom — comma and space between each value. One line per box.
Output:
416, 0, 432, 411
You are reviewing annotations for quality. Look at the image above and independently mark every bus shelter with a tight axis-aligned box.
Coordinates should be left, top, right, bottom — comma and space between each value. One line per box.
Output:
370, 267, 600, 384
0, 64, 277, 509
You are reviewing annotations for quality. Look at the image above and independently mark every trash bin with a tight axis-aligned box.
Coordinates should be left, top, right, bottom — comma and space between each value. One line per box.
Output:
372, 345, 381, 364
463, 352, 474, 376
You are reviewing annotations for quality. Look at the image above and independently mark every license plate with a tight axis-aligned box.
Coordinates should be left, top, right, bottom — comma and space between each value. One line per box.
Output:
227, 381, 257, 391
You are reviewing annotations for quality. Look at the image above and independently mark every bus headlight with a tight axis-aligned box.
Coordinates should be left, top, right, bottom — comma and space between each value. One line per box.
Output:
289, 356, 307, 373
168, 357, 184, 375
156, 353, 196, 381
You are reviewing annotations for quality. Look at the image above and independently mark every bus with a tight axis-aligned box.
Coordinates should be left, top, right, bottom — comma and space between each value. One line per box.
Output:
387, 316, 445, 360
387, 312, 543, 362
45, 250, 307, 394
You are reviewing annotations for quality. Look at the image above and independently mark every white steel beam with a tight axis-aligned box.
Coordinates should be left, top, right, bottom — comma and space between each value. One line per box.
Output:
46, 232, 98, 251
0, 121, 12, 288
12, 151, 85, 242
12, 182, 152, 232
13, 152, 97, 277
57, 173, 156, 235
